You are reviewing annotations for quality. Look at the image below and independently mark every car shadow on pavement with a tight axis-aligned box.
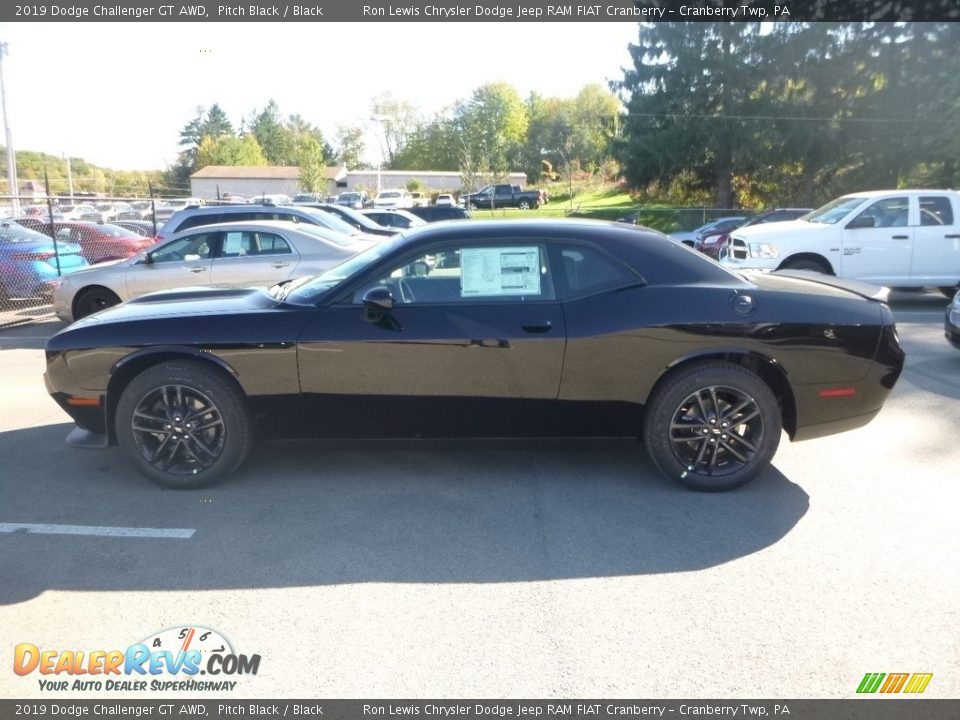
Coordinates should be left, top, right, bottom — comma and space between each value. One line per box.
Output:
0, 426, 809, 605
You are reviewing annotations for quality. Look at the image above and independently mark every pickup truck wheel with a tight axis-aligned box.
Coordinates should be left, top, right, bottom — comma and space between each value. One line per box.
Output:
518, 199, 532, 210
643, 362, 781, 492
938, 286, 959, 298
781, 258, 831, 274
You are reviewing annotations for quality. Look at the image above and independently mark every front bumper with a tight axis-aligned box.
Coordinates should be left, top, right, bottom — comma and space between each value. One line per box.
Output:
947, 308, 960, 350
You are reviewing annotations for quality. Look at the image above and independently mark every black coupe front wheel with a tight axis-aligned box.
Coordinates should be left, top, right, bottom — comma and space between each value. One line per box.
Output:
116, 360, 253, 489
643, 362, 782, 491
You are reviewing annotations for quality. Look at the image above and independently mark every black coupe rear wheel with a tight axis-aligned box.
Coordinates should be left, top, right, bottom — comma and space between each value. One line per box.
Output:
643, 362, 781, 491
116, 360, 253, 489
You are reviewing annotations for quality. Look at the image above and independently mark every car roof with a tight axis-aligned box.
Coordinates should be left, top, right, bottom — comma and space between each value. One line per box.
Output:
168, 219, 331, 235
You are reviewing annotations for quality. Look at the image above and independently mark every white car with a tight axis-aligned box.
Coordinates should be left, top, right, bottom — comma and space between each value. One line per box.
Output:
435, 194, 455, 207
373, 189, 413, 209
51, 220, 376, 322
721, 189, 960, 292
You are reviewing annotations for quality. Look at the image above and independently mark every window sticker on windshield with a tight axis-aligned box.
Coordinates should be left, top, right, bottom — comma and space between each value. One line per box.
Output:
460, 246, 541, 297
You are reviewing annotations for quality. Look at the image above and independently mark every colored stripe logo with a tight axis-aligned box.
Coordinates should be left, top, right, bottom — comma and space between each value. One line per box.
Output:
858, 672, 933, 694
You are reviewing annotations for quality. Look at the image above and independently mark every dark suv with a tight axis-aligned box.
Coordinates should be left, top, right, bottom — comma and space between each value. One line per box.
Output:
407, 206, 472, 223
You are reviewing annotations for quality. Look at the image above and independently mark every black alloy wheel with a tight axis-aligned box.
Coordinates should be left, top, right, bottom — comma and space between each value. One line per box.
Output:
643, 362, 781, 491
116, 360, 253, 489
74, 287, 121, 319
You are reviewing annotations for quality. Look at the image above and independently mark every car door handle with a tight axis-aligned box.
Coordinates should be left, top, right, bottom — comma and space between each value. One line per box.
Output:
945, 234, 960, 239
271, 262, 290, 268
187, 266, 206, 273
521, 323, 552, 334
891, 235, 909, 240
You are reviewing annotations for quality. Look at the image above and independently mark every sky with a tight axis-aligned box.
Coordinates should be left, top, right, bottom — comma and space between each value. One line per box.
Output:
1, 22, 640, 172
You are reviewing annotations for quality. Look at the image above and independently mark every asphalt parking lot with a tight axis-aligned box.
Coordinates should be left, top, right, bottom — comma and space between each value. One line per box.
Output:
1, 290, 958, 699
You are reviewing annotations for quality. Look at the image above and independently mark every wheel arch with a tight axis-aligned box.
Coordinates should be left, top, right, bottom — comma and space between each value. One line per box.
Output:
104, 348, 243, 444
646, 350, 797, 440
71, 284, 122, 320
776, 252, 835, 274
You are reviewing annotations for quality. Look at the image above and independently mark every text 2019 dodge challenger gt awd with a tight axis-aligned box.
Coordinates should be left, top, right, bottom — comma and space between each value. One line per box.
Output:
44, 219, 905, 491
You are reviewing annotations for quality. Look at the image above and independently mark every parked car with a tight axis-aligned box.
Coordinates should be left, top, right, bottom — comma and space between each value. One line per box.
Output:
0, 222, 88, 302
159, 203, 381, 245
94, 202, 135, 222
361, 208, 427, 230
696, 210, 812, 260
435, 194, 455, 207
373, 189, 414, 209
44, 219, 904, 491
21, 220, 157, 264
409, 192, 428, 207
461, 184, 544, 210
667, 216, 747, 247
50, 220, 375, 322
52, 204, 101, 222
297, 203, 398, 237
111, 220, 162, 238
248, 193, 291, 205
408, 206, 472, 223
292, 193, 325, 204
721, 190, 960, 293
335, 192, 371, 210
947, 290, 960, 350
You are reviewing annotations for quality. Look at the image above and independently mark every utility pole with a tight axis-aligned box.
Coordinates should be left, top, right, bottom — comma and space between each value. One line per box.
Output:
0, 41, 19, 215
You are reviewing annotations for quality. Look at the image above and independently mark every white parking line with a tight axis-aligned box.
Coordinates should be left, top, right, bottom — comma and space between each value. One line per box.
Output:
0, 523, 195, 539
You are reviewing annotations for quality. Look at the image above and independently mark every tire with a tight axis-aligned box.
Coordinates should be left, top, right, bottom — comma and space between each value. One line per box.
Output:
518, 199, 532, 210
938, 286, 958, 298
780, 257, 830, 274
74, 287, 121, 319
115, 360, 253, 489
642, 362, 782, 492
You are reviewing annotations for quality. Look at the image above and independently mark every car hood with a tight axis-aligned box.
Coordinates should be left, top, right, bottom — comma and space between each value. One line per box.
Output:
731, 219, 829, 241
65, 286, 282, 329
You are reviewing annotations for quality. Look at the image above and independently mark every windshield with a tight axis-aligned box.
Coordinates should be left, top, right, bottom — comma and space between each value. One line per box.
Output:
293, 222, 358, 247
284, 234, 406, 305
379, 192, 401, 199
806, 196, 867, 224
0, 223, 53, 244
296, 207, 360, 236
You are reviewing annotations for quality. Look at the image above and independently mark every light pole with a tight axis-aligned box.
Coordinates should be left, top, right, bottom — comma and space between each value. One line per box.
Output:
63, 153, 74, 201
0, 41, 20, 215
369, 115, 385, 195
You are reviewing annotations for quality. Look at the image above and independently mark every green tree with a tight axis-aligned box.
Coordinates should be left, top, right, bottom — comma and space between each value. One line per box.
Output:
196, 135, 267, 168
333, 124, 368, 169
249, 100, 297, 165
614, 23, 776, 206
371, 93, 420, 167
296, 136, 327, 192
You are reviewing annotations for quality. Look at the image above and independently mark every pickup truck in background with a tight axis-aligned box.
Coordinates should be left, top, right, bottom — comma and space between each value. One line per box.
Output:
721, 189, 960, 295
461, 184, 545, 210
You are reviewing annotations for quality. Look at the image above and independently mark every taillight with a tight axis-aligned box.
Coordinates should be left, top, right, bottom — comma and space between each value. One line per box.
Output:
12, 250, 56, 261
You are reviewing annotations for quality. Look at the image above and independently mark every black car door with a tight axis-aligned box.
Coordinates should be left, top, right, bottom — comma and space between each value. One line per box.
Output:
297, 241, 566, 438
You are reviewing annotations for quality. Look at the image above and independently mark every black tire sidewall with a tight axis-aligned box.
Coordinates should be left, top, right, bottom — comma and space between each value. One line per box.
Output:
75, 288, 120, 319
116, 360, 252, 489
643, 363, 782, 492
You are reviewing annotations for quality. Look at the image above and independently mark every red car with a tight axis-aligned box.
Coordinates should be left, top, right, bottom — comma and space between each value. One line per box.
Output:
15, 219, 157, 264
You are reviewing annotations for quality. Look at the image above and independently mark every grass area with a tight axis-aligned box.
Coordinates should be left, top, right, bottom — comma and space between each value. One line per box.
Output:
466, 182, 741, 233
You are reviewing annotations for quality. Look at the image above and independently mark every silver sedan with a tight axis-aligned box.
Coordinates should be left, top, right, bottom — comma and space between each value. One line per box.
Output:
51, 220, 377, 322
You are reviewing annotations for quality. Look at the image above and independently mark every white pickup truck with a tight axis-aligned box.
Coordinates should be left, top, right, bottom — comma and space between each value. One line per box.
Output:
720, 189, 960, 294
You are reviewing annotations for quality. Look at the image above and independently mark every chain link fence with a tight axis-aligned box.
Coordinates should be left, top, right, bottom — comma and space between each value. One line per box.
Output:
0, 193, 176, 326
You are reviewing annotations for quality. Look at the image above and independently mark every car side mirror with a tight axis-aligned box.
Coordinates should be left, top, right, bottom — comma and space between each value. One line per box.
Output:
362, 286, 394, 315
847, 215, 875, 230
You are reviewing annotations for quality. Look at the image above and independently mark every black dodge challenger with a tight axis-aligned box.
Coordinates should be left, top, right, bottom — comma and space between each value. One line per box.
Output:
44, 219, 905, 491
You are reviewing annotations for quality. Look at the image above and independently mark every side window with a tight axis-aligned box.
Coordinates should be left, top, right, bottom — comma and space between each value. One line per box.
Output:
151, 233, 217, 263
179, 213, 226, 231
351, 244, 554, 305
254, 232, 292, 255
854, 198, 908, 228
919, 196, 953, 226
551, 244, 639, 299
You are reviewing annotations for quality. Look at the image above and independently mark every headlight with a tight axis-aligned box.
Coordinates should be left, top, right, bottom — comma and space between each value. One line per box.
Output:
749, 243, 780, 259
